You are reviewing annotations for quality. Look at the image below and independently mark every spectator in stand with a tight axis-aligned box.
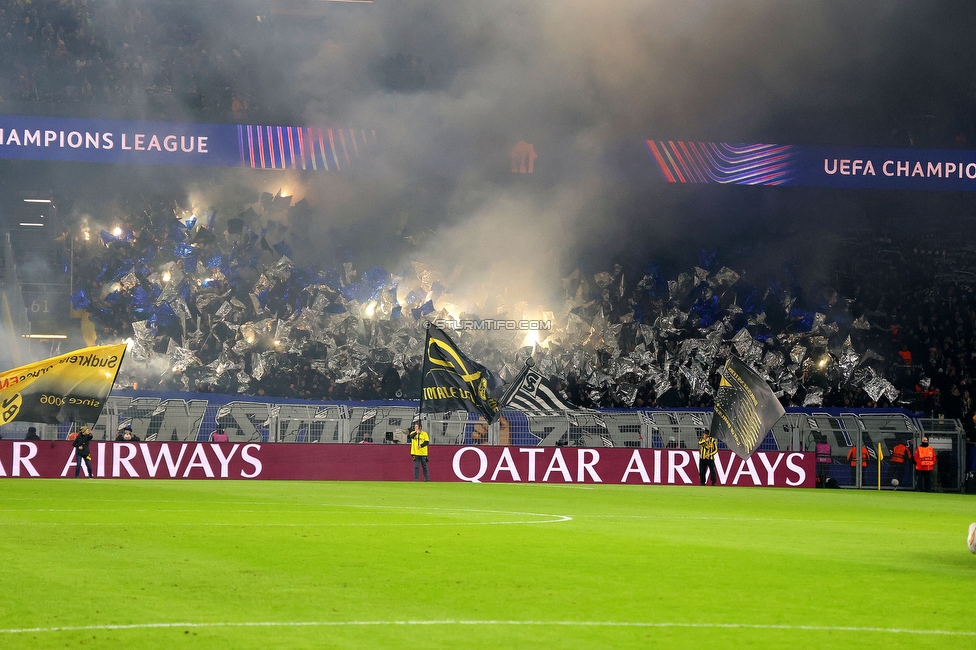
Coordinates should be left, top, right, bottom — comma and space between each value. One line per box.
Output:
0, 0, 262, 121
210, 428, 229, 443
24, 426, 41, 441
470, 420, 488, 445
48, 166, 976, 411
898, 345, 912, 365
963, 391, 974, 420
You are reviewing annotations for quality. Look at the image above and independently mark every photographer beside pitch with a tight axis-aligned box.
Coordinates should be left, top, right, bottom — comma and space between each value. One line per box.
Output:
407, 421, 430, 482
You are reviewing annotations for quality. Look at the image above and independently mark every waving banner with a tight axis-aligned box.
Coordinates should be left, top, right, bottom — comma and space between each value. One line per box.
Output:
503, 366, 578, 413
0, 344, 126, 426
710, 356, 785, 459
421, 325, 505, 423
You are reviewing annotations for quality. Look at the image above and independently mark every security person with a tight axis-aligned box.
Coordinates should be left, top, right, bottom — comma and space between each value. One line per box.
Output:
847, 444, 870, 485
698, 431, 718, 485
407, 421, 430, 482
913, 436, 937, 492
889, 438, 912, 486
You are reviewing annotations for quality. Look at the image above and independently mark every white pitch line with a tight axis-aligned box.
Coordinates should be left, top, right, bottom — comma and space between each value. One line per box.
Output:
0, 620, 972, 636
0, 505, 573, 527
0, 509, 259, 513
0, 505, 571, 521
579, 514, 968, 528
0, 498, 355, 507
325, 504, 569, 517
0, 520, 568, 527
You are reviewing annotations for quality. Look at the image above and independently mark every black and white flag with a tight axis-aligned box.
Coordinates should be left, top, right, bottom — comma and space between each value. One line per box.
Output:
504, 368, 577, 412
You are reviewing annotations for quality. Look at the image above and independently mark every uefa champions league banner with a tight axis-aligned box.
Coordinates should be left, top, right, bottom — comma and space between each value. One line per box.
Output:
0, 441, 815, 486
647, 140, 976, 191
0, 114, 374, 170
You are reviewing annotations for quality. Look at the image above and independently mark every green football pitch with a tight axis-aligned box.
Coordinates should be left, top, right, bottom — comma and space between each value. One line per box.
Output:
0, 480, 973, 649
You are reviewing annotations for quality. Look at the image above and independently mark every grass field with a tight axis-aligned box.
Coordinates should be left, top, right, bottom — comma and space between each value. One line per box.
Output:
0, 480, 974, 649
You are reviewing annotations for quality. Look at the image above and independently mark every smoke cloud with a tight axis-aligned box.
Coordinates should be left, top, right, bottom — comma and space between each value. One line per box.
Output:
11, 0, 973, 323
278, 0, 920, 304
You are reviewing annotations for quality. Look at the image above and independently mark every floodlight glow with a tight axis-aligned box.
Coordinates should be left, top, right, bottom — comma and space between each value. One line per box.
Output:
19, 223, 44, 227
113, 227, 123, 237
23, 199, 52, 203
21, 334, 68, 339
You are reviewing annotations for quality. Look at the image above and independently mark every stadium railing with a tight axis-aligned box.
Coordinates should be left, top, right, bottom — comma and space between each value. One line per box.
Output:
0, 391, 964, 491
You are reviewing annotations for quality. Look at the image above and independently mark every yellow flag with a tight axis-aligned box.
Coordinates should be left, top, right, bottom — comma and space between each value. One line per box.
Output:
0, 344, 126, 425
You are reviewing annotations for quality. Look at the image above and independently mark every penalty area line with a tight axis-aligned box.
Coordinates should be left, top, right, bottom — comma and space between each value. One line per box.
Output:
0, 621, 973, 636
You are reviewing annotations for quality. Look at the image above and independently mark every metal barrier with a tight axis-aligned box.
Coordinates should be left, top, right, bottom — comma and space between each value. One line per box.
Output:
917, 418, 966, 492
0, 392, 966, 492
789, 412, 965, 491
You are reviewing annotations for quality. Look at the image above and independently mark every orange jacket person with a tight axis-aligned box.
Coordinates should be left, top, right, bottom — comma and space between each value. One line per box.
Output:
913, 437, 937, 492
847, 445, 869, 485
890, 439, 912, 486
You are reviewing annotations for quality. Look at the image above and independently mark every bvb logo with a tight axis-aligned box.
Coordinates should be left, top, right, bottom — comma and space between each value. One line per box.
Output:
1, 392, 22, 424
478, 378, 488, 401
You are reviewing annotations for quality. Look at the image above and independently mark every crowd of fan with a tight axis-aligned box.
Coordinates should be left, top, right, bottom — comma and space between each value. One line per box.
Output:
4, 1, 976, 442
0, 0, 258, 120
62, 189, 976, 437
70, 192, 414, 401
